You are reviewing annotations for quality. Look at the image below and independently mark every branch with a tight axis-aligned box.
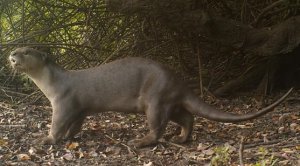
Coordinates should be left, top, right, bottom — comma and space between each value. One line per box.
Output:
0, 42, 102, 50
4, 21, 85, 44
252, 0, 286, 26
239, 137, 245, 166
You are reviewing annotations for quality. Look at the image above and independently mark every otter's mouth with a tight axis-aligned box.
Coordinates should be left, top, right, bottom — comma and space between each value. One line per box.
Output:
11, 63, 22, 70
9, 56, 24, 71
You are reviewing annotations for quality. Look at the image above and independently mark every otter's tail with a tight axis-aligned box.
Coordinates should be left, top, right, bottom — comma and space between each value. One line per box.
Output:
183, 88, 293, 123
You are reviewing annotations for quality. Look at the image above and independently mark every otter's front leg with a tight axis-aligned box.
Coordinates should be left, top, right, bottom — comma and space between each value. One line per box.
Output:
38, 105, 79, 144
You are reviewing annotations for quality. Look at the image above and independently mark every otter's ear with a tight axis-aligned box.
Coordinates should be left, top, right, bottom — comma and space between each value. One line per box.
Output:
23, 47, 35, 55
41, 53, 48, 62
37, 47, 51, 54
23, 48, 30, 55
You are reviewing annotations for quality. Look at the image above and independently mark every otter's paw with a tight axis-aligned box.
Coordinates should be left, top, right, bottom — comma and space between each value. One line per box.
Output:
128, 139, 144, 148
171, 135, 188, 144
128, 137, 159, 148
128, 139, 141, 147
33, 136, 56, 145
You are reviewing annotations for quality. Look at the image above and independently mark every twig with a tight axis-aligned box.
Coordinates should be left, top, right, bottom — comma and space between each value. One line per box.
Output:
0, 124, 27, 128
33, 0, 106, 10
0, 86, 28, 96
245, 139, 281, 149
196, 42, 204, 97
244, 136, 299, 149
22, 0, 25, 43
102, 43, 129, 64
252, 0, 286, 26
239, 137, 245, 166
0, 42, 102, 51
17, 90, 41, 104
160, 139, 187, 149
0, 102, 15, 111
104, 134, 137, 155
0, 88, 14, 102
3, 21, 85, 45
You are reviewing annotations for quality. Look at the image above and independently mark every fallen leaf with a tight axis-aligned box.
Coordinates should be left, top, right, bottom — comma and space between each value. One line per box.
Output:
129, 114, 137, 119
89, 149, 99, 157
0, 139, 8, 146
17, 154, 31, 161
105, 146, 121, 155
224, 143, 236, 153
28, 147, 37, 155
163, 149, 173, 155
290, 114, 298, 120
281, 148, 294, 153
90, 123, 101, 130
281, 153, 290, 159
278, 126, 285, 133
77, 149, 85, 159
67, 142, 79, 150
262, 134, 269, 143
278, 114, 290, 123
278, 160, 289, 165
143, 161, 153, 166
290, 123, 300, 132
203, 148, 214, 156
62, 153, 73, 161
86, 140, 97, 146
197, 143, 209, 151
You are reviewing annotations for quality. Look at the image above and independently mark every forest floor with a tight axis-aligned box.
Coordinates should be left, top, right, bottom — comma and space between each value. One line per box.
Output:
0, 89, 299, 166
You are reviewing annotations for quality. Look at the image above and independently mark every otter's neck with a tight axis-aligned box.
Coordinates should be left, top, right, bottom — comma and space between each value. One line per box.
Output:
27, 63, 67, 101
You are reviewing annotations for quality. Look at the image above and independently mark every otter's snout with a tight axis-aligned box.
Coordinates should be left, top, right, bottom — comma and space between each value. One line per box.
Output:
9, 53, 21, 69
9, 56, 16, 63
8, 55, 17, 67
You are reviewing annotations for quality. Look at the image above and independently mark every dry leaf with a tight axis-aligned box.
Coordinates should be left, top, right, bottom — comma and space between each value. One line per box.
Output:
86, 140, 97, 146
281, 148, 294, 153
105, 146, 121, 155
278, 160, 289, 165
78, 150, 85, 159
17, 154, 31, 161
197, 143, 209, 151
0, 139, 8, 146
290, 123, 300, 132
62, 153, 73, 161
89, 149, 99, 157
143, 161, 153, 166
224, 143, 236, 153
290, 114, 299, 120
203, 149, 214, 156
67, 142, 79, 150
278, 126, 285, 133
28, 147, 37, 155
90, 123, 101, 130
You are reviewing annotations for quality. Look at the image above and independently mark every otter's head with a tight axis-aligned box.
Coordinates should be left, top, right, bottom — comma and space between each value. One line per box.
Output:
9, 47, 48, 73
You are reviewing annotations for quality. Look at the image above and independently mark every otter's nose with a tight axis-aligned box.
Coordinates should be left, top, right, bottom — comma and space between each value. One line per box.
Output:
9, 56, 17, 64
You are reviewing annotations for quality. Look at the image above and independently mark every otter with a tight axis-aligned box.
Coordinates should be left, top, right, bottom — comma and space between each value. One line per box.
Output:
9, 47, 292, 148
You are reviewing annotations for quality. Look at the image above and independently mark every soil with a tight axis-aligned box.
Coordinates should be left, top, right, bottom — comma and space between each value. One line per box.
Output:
0, 90, 299, 166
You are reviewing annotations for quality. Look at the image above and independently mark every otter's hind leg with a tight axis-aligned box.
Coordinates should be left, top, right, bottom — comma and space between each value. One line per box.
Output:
65, 115, 85, 139
129, 103, 169, 148
170, 110, 194, 143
